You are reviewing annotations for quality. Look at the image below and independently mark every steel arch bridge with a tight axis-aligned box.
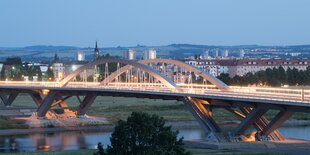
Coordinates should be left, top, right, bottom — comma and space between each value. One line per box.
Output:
1, 58, 310, 142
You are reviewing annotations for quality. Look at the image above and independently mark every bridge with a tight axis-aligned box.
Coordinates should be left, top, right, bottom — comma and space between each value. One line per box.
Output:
0, 58, 310, 142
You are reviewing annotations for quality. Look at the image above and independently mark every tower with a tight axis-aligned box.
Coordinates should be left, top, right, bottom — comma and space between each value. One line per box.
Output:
93, 41, 100, 82
144, 49, 156, 59
123, 49, 136, 60
54, 53, 59, 63
94, 41, 100, 61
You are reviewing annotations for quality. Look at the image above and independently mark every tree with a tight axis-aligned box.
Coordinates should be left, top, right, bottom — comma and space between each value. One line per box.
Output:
265, 68, 280, 86
94, 142, 106, 155
287, 68, 299, 86
0, 67, 5, 80
106, 112, 191, 155
5, 56, 22, 65
46, 64, 54, 81
305, 66, 310, 85
255, 70, 267, 86
217, 73, 231, 85
5, 65, 23, 81
277, 66, 287, 85
97, 54, 120, 81
32, 66, 42, 81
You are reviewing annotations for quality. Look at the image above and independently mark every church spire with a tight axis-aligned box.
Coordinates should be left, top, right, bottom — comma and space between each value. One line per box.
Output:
94, 41, 100, 61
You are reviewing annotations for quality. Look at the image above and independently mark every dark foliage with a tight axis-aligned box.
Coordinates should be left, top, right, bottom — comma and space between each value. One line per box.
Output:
106, 112, 191, 155
217, 66, 310, 86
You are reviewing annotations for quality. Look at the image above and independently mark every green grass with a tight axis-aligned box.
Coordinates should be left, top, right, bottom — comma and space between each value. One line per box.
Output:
2, 148, 286, 155
3, 94, 310, 125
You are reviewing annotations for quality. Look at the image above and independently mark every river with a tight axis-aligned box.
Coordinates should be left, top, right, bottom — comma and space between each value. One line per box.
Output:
0, 126, 309, 153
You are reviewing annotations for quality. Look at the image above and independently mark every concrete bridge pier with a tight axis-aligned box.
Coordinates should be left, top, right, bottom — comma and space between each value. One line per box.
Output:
183, 96, 224, 142
183, 96, 295, 142
34, 91, 98, 118
35, 91, 74, 118
0, 91, 19, 107
75, 93, 97, 116
233, 107, 283, 141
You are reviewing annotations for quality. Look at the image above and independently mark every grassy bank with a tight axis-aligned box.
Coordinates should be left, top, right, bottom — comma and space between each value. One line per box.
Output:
3, 148, 285, 155
0, 116, 28, 129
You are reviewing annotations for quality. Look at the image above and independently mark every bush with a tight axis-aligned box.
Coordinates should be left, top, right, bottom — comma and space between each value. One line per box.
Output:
106, 112, 191, 155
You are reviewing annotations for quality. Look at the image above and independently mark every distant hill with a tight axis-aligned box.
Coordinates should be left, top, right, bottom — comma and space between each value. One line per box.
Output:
1, 43, 310, 61
23, 45, 79, 51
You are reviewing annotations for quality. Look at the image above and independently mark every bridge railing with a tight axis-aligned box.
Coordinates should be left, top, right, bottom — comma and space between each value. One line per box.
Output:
0, 81, 309, 103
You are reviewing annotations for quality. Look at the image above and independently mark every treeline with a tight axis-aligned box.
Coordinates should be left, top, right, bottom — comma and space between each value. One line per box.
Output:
0, 56, 54, 81
217, 66, 310, 87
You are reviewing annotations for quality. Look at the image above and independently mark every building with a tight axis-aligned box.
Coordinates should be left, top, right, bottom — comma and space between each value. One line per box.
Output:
214, 49, 219, 58
203, 50, 211, 59
0, 63, 3, 73
183, 58, 310, 78
144, 49, 157, 59
239, 50, 245, 58
184, 59, 223, 77
123, 49, 136, 60
222, 50, 229, 58
52, 63, 65, 81
219, 59, 310, 77
76, 51, 85, 61
39, 64, 48, 80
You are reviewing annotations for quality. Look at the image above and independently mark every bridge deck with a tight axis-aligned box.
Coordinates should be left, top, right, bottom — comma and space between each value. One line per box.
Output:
0, 82, 309, 111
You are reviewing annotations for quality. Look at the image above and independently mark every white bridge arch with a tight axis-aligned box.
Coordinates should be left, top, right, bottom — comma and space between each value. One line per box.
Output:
100, 59, 228, 90
60, 58, 178, 89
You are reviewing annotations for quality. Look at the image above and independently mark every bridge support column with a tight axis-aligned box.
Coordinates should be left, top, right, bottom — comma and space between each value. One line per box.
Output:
238, 107, 285, 141
76, 93, 97, 116
233, 108, 268, 135
37, 91, 57, 117
0, 92, 19, 106
183, 96, 223, 142
54, 94, 69, 108
30, 93, 43, 106
33, 91, 75, 118
260, 111, 294, 138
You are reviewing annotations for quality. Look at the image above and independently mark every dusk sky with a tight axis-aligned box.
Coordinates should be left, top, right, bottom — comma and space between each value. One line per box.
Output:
1, 0, 310, 47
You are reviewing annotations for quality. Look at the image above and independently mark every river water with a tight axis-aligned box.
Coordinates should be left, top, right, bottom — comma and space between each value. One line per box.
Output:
0, 126, 309, 153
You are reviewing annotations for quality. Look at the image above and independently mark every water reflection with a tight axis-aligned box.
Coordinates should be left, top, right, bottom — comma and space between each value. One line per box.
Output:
0, 126, 309, 153
0, 132, 111, 152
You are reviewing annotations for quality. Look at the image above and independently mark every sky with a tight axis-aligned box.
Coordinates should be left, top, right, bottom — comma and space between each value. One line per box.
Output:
0, 0, 310, 47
